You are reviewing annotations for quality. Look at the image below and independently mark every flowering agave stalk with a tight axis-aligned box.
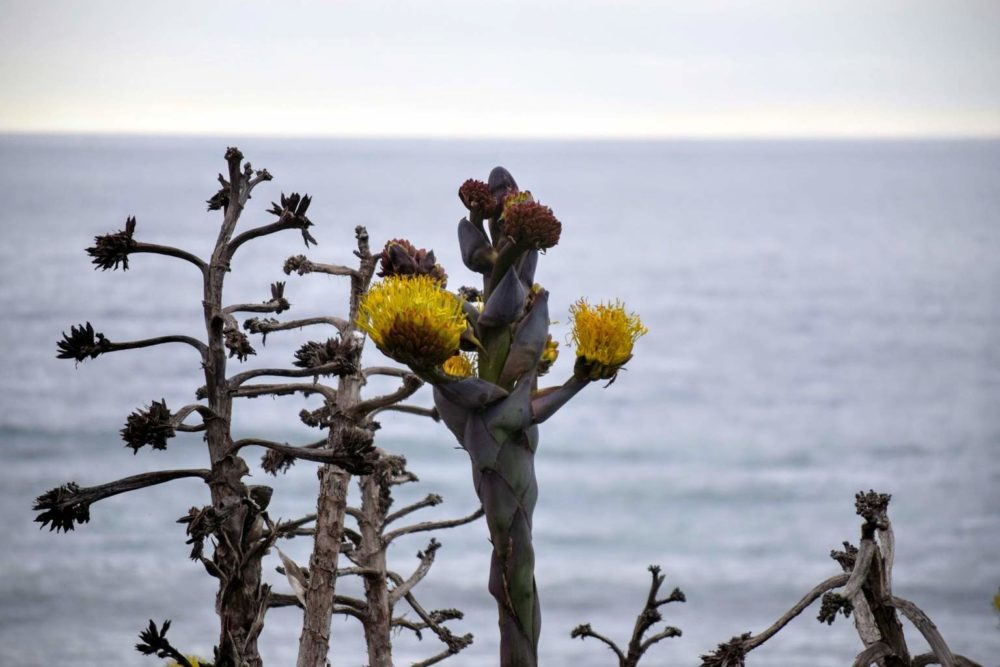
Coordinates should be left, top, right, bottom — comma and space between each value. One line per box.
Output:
356, 168, 647, 666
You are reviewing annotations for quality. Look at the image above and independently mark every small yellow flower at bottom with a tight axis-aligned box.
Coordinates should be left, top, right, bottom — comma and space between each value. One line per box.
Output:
569, 299, 647, 381
357, 275, 467, 369
442, 352, 477, 378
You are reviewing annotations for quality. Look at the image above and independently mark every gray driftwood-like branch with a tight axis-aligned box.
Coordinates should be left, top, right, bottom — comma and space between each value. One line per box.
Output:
571, 565, 685, 667
699, 491, 985, 667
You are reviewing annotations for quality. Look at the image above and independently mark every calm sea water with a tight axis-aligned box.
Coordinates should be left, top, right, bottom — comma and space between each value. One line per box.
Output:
0, 135, 998, 666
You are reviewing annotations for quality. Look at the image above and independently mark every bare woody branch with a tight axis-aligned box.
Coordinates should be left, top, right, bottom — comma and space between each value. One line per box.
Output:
388, 574, 473, 665
244, 315, 349, 337
384, 507, 484, 545
388, 540, 441, 605
34, 469, 211, 532
385, 494, 443, 526
368, 404, 439, 421
232, 438, 373, 474
57, 322, 208, 363
354, 374, 424, 417
131, 242, 208, 273
227, 361, 351, 388
283, 254, 357, 278
572, 565, 684, 667
231, 382, 337, 403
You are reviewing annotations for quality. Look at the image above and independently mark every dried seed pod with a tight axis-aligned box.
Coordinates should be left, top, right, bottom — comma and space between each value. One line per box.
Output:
87, 216, 137, 271
121, 399, 176, 453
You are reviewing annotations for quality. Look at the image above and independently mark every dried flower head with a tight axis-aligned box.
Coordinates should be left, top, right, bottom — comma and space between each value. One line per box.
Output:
292, 336, 359, 376
56, 322, 110, 363
503, 197, 562, 250
33, 482, 90, 532
267, 192, 317, 246
378, 239, 448, 286
570, 299, 648, 381
224, 327, 255, 362
87, 216, 137, 271
262, 449, 297, 476
121, 399, 175, 454
442, 352, 477, 378
357, 275, 466, 369
459, 179, 498, 216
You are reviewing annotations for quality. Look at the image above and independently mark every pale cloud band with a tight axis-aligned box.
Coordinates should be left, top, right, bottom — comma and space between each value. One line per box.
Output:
2, 0, 998, 138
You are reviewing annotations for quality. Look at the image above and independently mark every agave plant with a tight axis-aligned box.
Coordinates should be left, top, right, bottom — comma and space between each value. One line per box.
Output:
356, 167, 646, 666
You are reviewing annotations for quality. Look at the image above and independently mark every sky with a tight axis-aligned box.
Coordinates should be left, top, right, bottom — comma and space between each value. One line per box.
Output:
1, 0, 998, 138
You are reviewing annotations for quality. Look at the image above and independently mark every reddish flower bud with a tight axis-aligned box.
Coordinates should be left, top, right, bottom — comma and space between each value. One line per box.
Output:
459, 179, 498, 217
503, 200, 562, 250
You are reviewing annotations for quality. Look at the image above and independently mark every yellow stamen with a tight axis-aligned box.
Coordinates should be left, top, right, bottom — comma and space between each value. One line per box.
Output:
569, 299, 647, 372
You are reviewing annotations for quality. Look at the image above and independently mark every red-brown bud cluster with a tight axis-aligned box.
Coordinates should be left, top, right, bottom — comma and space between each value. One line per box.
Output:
458, 179, 498, 217
503, 201, 562, 250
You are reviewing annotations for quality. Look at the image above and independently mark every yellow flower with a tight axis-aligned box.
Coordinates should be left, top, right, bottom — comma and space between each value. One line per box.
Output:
357, 275, 467, 368
165, 658, 202, 667
442, 352, 477, 378
569, 299, 647, 380
538, 335, 559, 376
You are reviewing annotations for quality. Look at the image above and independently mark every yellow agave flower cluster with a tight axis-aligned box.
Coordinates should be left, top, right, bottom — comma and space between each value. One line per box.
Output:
569, 299, 648, 380
356, 275, 467, 369
443, 352, 477, 378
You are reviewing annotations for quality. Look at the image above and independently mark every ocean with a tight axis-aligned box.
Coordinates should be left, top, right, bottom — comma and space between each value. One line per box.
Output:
1, 135, 998, 665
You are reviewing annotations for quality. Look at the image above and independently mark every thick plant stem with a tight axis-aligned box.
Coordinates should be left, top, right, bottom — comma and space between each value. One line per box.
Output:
296, 462, 351, 667
203, 149, 268, 667
482, 429, 540, 667
297, 226, 376, 667
359, 468, 393, 667
435, 383, 541, 667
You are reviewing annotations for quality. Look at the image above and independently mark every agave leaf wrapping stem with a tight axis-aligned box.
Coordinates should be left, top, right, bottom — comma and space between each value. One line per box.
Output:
434, 379, 541, 667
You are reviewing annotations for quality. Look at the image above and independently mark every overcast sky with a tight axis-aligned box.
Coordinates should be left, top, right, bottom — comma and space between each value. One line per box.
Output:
1, 0, 998, 138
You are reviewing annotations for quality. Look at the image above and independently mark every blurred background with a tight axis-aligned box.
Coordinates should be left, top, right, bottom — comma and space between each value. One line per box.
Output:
1, 2, 999, 665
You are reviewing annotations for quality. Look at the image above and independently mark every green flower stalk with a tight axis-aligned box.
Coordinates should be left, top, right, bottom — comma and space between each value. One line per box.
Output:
358, 168, 645, 667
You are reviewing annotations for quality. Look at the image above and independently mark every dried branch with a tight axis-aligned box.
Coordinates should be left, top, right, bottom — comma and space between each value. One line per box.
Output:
34, 469, 210, 532
227, 192, 316, 259
224, 282, 290, 316
391, 579, 473, 665
231, 382, 337, 402
244, 315, 349, 338
367, 404, 440, 421
227, 361, 353, 388
364, 366, 413, 378
573, 565, 684, 667
132, 242, 208, 274
751, 574, 850, 648
385, 494, 443, 526
388, 540, 441, 605
232, 438, 375, 475
571, 625, 626, 664
354, 373, 424, 417
283, 254, 357, 278
384, 507, 484, 545
57, 323, 207, 363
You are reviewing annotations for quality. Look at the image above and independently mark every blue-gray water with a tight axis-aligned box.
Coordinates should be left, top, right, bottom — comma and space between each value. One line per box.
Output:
1, 136, 998, 666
